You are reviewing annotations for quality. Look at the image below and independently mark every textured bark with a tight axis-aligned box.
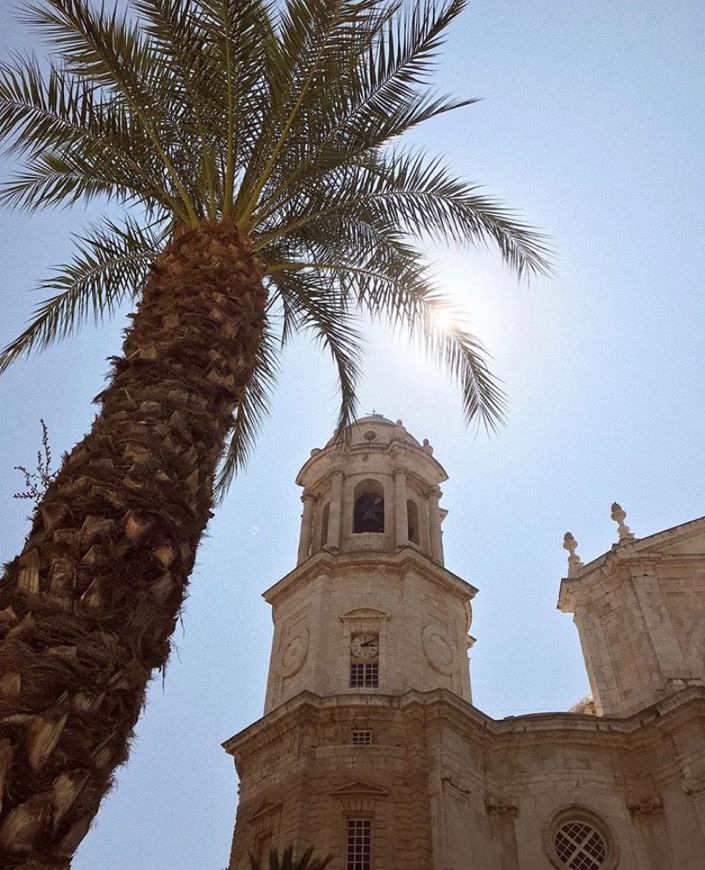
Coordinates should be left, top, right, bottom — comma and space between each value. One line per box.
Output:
0, 221, 266, 868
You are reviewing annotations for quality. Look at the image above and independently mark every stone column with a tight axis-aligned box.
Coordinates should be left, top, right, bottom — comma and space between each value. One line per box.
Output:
486, 801, 519, 870
627, 795, 675, 870
394, 469, 408, 548
428, 487, 444, 563
325, 471, 344, 551
296, 492, 316, 565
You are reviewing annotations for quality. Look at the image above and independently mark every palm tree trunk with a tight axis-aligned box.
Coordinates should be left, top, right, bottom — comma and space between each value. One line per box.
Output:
0, 221, 266, 869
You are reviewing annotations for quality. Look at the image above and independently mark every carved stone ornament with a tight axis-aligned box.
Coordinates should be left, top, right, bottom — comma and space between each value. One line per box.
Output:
278, 628, 310, 678
422, 623, 458, 675
485, 799, 518, 819
441, 775, 471, 801
682, 775, 705, 795
626, 794, 663, 816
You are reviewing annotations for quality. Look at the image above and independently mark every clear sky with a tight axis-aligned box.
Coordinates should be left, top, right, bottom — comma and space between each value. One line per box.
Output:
0, 2, 703, 868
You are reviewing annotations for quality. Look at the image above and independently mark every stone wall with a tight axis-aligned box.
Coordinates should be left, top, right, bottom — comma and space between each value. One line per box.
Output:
224, 687, 705, 869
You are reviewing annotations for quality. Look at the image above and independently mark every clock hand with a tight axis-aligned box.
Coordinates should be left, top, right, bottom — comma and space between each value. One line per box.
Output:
361, 639, 377, 646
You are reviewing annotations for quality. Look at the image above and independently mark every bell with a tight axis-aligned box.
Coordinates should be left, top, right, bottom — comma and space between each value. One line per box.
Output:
362, 510, 378, 524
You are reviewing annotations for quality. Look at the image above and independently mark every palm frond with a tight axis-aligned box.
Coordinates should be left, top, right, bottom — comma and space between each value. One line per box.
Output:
248, 843, 332, 869
419, 308, 507, 431
369, 147, 553, 278
235, 0, 387, 224
248, 0, 473, 226
0, 215, 164, 373
25, 0, 200, 221
267, 264, 364, 434
196, 0, 276, 213
214, 315, 281, 498
266, 227, 506, 429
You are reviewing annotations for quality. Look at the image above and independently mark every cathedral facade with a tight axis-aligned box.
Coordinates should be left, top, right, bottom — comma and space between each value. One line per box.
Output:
224, 415, 705, 869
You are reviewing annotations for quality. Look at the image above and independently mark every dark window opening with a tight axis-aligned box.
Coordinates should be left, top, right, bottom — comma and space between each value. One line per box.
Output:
351, 730, 373, 745
354, 492, 384, 533
407, 499, 420, 544
320, 502, 330, 547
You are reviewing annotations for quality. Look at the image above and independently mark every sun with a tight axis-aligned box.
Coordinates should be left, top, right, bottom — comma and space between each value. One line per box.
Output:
429, 303, 457, 334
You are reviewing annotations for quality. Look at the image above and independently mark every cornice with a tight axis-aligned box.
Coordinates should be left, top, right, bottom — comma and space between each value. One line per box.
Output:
295, 435, 448, 491
559, 515, 705, 610
223, 685, 705, 763
263, 546, 477, 604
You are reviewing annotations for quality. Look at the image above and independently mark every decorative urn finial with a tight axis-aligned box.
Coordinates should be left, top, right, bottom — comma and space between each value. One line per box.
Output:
563, 532, 584, 576
611, 502, 635, 543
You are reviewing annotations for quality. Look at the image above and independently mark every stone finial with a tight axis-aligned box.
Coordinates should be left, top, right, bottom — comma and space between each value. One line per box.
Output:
563, 532, 584, 576
611, 502, 635, 543
422, 438, 433, 454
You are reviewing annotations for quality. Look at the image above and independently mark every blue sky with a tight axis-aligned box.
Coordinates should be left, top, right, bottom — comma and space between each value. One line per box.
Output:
0, 2, 703, 868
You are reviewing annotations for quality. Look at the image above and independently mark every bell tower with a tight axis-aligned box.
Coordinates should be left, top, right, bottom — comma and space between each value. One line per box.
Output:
263, 414, 474, 713
225, 415, 477, 868
224, 419, 705, 870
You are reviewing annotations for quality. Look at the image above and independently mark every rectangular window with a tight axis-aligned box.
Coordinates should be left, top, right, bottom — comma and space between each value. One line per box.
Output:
350, 663, 379, 688
346, 819, 371, 870
351, 730, 373, 745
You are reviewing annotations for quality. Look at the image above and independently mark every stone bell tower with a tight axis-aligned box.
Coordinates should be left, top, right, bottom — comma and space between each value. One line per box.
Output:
224, 419, 705, 870
224, 415, 476, 868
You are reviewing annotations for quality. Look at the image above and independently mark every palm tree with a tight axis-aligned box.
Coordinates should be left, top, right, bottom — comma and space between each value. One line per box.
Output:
0, 0, 549, 866
248, 844, 332, 870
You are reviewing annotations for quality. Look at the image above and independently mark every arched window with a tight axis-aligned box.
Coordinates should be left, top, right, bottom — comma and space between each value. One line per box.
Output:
353, 480, 385, 533
407, 499, 420, 544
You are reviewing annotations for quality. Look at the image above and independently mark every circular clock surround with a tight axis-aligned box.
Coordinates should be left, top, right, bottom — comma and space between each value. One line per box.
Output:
351, 633, 379, 659
278, 628, 310, 677
422, 623, 458, 675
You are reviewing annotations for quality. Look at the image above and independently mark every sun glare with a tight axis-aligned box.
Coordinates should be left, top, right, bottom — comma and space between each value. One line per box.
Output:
429, 304, 457, 334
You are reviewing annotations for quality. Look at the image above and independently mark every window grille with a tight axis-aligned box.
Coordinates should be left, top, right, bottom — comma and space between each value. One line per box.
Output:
346, 819, 371, 870
350, 663, 379, 688
351, 730, 373, 745
554, 821, 606, 870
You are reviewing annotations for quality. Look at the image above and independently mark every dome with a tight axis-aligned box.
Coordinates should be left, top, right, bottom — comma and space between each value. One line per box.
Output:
324, 414, 421, 449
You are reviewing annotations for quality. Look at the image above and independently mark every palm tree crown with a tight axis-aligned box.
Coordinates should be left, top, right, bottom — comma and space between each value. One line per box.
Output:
1, 0, 548, 485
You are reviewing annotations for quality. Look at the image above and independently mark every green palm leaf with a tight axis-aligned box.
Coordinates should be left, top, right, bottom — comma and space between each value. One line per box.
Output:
248, 844, 333, 870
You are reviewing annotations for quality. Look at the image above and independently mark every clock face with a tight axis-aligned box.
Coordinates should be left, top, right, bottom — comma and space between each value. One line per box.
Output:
351, 633, 379, 659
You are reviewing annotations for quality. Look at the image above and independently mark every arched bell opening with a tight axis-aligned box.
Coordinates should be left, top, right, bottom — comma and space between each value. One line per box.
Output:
407, 499, 420, 545
353, 479, 385, 533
